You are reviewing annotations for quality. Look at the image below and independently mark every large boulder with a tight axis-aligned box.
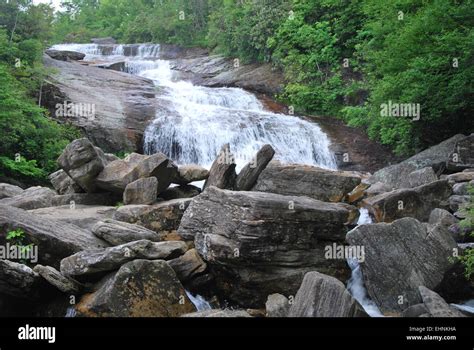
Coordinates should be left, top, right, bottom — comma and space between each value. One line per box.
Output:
368, 134, 466, 188
113, 198, 191, 235
346, 217, 456, 313
167, 248, 207, 283
203, 143, 237, 190
0, 183, 24, 199
178, 186, 353, 307
45, 49, 85, 61
418, 286, 465, 317
60, 240, 188, 277
57, 138, 106, 192
42, 55, 157, 153
447, 134, 474, 172
92, 219, 162, 246
251, 161, 361, 202
265, 293, 290, 317
123, 177, 158, 205
48, 170, 83, 195
0, 260, 50, 300
235, 144, 275, 191
288, 271, 367, 317
0, 186, 56, 210
29, 205, 116, 231
173, 165, 209, 185
75, 259, 196, 317
95, 152, 177, 194
400, 167, 438, 188
0, 205, 108, 267
362, 180, 452, 223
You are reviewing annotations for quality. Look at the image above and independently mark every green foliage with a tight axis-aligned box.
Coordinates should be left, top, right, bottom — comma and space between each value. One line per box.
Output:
5, 228, 33, 264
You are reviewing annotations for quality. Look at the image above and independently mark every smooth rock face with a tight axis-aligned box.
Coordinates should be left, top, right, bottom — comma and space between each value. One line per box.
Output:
265, 293, 290, 317
447, 134, 474, 172
173, 165, 209, 185
0, 260, 47, 299
179, 186, 353, 306
92, 219, 162, 246
33, 265, 82, 294
418, 286, 465, 317
252, 162, 361, 202
235, 144, 275, 191
60, 240, 188, 277
0, 186, 56, 210
123, 177, 158, 205
45, 49, 85, 61
167, 248, 207, 283
203, 143, 236, 190
75, 259, 195, 317
29, 205, 116, 231
113, 198, 191, 234
96, 153, 177, 194
346, 217, 456, 313
0, 183, 24, 199
42, 55, 157, 153
363, 180, 452, 222
289, 272, 366, 317
58, 138, 106, 192
49, 170, 83, 195
400, 167, 438, 188
368, 134, 466, 188
0, 205, 108, 267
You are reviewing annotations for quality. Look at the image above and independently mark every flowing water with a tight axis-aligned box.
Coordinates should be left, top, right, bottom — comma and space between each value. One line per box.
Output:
51, 43, 337, 171
347, 208, 383, 317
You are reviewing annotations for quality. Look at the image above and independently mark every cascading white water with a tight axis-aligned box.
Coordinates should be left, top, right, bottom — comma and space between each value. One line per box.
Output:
185, 290, 212, 312
346, 208, 383, 317
51, 43, 337, 171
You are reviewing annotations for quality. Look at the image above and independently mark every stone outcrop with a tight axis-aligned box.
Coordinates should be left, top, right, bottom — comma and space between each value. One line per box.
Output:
252, 161, 361, 202
0, 183, 24, 199
48, 170, 83, 195
346, 217, 456, 313
178, 186, 353, 306
75, 259, 195, 317
123, 177, 158, 205
45, 49, 85, 61
288, 271, 367, 317
92, 219, 162, 246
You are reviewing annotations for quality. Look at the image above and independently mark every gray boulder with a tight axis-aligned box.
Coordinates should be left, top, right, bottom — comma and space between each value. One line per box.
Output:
173, 165, 209, 185
265, 293, 290, 317
346, 217, 457, 313
60, 239, 188, 277
0, 205, 108, 267
252, 161, 361, 202
0, 186, 56, 210
418, 286, 465, 317
49, 169, 83, 195
235, 144, 275, 191
0, 260, 48, 300
57, 138, 106, 192
203, 143, 237, 190
33, 265, 82, 294
75, 259, 196, 317
178, 186, 353, 306
289, 271, 367, 317
362, 180, 452, 222
447, 133, 474, 172
400, 167, 438, 188
45, 49, 85, 61
0, 183, 24, 199
113, 198, 191, 235
369, 134, 466, 188
92, 219, 162, 246
123, 177, 158, 205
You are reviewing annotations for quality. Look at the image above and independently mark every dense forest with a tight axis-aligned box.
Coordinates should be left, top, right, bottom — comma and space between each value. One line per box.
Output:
0, 0, 473, 183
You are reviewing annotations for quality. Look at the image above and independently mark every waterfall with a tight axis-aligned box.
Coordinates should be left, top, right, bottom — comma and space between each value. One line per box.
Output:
347, 208, 383, 317
51, 43, 337, 171
185, 290, 212, 312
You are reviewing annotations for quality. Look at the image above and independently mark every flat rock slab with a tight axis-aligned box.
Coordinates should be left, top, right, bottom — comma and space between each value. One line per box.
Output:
0, 205, 108, 267
92, 219, 162, 246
